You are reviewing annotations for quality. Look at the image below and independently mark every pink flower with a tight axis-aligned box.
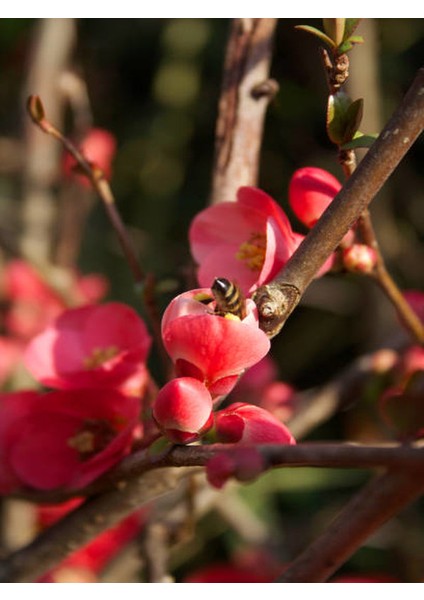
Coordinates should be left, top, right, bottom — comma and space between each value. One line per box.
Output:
0, 388, 140, 491
153, 377, 214, 444
2, 259, 108, 341
63, 128, 117, 186
229, 356, 296, 422
189, 186, 302, 294
24, 302, 151, 390
161, 288, 270, 397
288, 166, 342, 228
214, 402, 296, 445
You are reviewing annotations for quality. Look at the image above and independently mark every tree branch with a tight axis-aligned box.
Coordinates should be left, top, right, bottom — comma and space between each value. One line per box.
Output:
253, 66, 424, 338
277, 466, 424, 582
211, 18, 278, 204
0, 468, 192, 583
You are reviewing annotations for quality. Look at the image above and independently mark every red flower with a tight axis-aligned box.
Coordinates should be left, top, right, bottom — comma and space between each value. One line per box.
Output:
288, 166, 342, 228
229, 355, 296, 422
189, 186, 302, 294
214, 402, 296, 445
37, 508, 143, 582
161, 288, 270, 397
24, 302, 151, 390
0, 388, 140, 491
153, 377, 213, 444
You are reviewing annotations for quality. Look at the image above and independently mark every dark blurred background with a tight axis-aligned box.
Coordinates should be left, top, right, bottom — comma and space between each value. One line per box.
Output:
0, 19, 423, 581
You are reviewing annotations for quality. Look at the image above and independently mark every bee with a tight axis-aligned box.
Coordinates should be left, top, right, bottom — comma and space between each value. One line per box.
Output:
211, 277, 246, 320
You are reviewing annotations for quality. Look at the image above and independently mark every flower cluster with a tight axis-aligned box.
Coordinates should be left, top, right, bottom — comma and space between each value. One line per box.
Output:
0, 166, 360, 495
153, 168, 347, 452
0, 302, 152, 493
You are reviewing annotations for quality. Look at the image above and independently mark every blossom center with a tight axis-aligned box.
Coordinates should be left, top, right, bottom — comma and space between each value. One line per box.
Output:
83, 345, 119, 369
235, 232, 266, 271
67, 418, 116, 460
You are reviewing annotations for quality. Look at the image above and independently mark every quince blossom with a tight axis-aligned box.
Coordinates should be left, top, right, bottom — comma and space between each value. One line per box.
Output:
0, 388, 140, 492
24, 302, 151, 390
161, 288, 270, 397
189, 186, 302, 294
288, 166, 342, 228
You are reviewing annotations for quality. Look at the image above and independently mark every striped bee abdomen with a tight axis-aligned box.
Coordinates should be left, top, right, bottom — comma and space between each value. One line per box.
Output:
211, 277, 246, 319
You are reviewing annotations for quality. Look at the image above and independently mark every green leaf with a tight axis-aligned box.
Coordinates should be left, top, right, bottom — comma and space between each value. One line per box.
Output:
295, 25, 336, 49
338, 35, 364, 54
327, 93, 364, 145
323, 19, 345, 46
341, 133, 378, 150
343, 19, 362, 39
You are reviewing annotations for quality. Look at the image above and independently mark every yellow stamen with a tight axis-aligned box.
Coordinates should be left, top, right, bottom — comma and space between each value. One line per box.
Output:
235, 232, 266, 271
83, 346, 119, 369
224, 313, 241, 322
67, 430, 96, 454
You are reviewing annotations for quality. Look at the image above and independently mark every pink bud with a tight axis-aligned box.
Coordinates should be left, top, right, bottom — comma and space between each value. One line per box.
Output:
289, 167, 342, 228
153, 377, 213, 444
206, 447, 265, 489
215, 402, 296, 445
342, 244, 377, 274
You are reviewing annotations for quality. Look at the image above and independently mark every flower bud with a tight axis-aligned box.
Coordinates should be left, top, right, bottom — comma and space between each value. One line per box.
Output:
153, 377, 213, 444
214, 402, 296, 445
342, 244, 377, 274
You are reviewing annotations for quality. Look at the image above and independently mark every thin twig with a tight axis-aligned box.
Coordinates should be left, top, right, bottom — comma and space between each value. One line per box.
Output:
26, 95, 171, 376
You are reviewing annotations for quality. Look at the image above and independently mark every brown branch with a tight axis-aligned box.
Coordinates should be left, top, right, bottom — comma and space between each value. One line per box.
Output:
211, 18, 278, 204
0, 468, 192, 583
4, 441, 423, 581
253, 66, 424, 338
277, 467, 424, 582
12, 441, 424, 505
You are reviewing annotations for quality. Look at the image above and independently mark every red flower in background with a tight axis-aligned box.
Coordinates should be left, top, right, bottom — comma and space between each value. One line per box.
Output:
2, 259, 108, 341
0, 388, 141, 491
24, 302, 151, 390
229, 355, 296, 422
161, 288, 270, 398
36, 502, 144, 582
288, 166, 342, 228
189, 186, 302, 294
